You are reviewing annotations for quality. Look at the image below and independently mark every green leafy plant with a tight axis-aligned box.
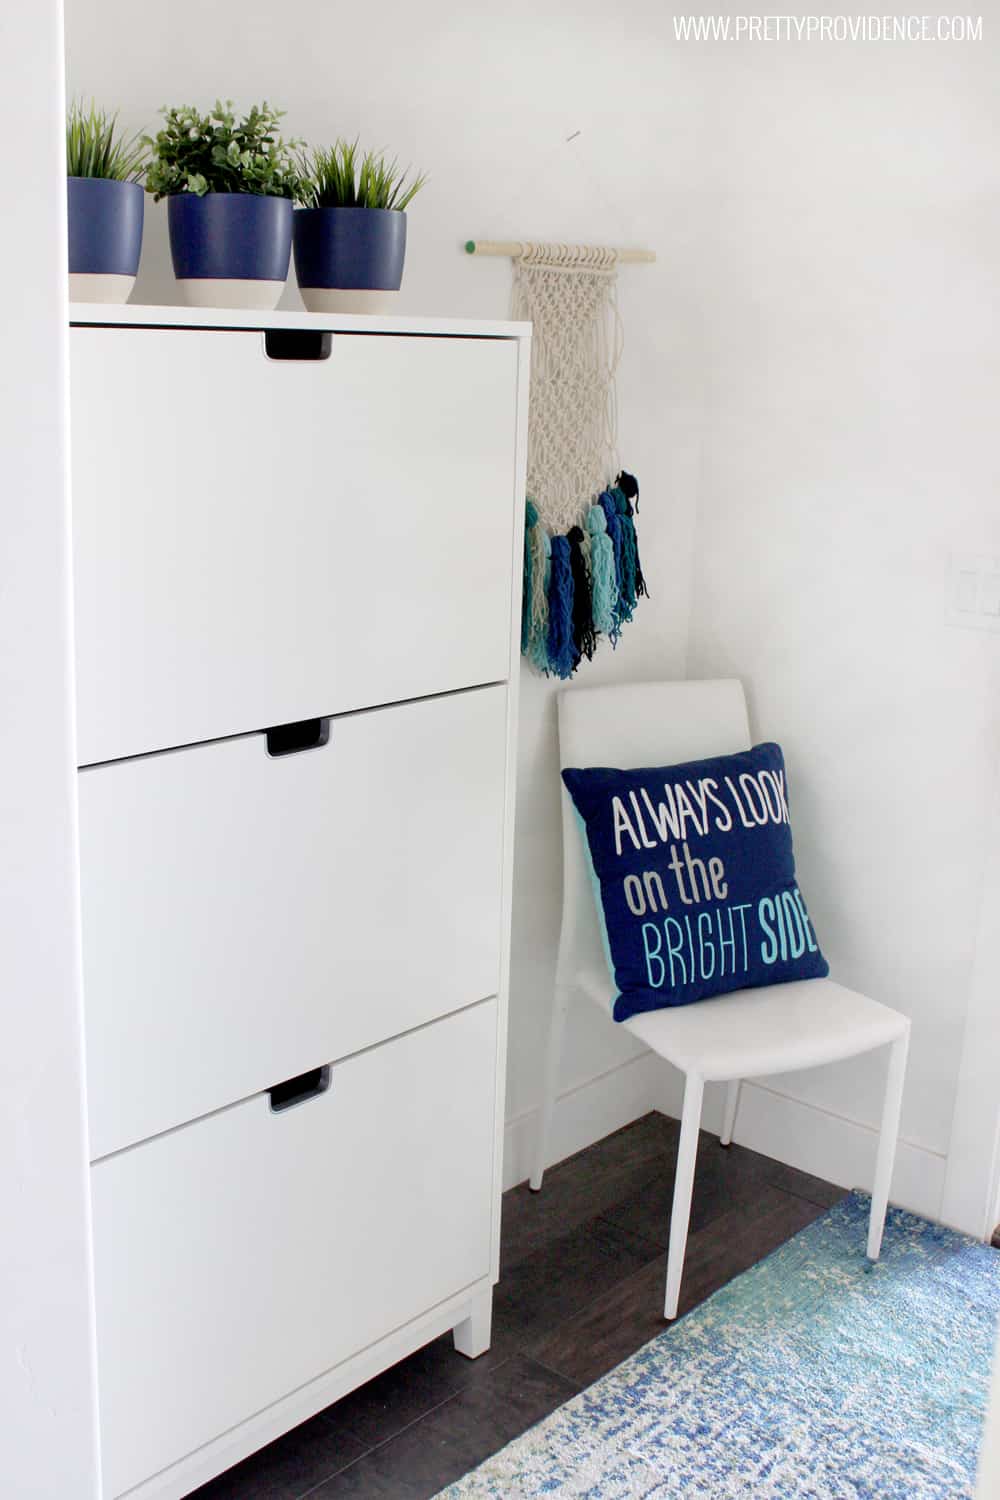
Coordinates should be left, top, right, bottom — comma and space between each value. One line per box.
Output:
66, 101, 147, 181
144, 101, 303, 200
298, 140, 426, 211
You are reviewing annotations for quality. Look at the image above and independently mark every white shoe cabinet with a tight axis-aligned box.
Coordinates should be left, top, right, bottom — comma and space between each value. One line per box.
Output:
68, 306, 530, 1500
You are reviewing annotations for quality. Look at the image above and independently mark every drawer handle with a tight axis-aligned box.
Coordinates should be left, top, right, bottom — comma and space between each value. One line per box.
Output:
264, 330, 332, 361
265, 717, 330, 757
269, 1066, 331, 1113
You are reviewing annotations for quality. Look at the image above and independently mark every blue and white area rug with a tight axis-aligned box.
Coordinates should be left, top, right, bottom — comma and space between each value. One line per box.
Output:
438, 1194, 1000, 1499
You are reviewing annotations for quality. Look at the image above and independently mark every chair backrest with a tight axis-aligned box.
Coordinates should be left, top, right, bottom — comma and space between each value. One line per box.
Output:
556, 679, 752, 1007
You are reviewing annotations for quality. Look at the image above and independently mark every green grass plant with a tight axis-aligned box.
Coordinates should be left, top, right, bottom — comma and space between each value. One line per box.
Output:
299, 141, 426, 211
67, 100, 147, 181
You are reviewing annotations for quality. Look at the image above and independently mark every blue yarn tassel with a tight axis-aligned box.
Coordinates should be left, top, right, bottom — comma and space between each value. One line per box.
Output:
599, 492, 623, 590
587, 504, 617, 636
546, 535, 578, 680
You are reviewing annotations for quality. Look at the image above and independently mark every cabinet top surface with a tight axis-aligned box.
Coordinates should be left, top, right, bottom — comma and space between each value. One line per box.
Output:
69, 303, 531, 340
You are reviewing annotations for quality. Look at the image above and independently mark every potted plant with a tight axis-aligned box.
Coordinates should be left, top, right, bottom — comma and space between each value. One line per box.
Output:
66, 101, 146, 304
293, 141, 426, 312
145, 101, 302, 309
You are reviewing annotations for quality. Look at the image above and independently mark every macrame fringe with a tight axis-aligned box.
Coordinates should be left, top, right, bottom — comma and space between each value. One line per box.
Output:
511, 253, 647, 676
523, 468, 648, 678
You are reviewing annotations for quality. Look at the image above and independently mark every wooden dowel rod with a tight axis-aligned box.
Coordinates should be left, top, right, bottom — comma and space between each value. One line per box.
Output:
464, 239, 655, 264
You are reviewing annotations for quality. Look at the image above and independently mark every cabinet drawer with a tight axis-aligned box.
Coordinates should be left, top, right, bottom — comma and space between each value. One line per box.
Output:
79, 685, 507, 1159
92, 999, 497, 1499
70, 327, 519, 764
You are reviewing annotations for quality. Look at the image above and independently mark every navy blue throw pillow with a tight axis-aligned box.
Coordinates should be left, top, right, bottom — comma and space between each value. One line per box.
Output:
562, 743, 829, 1022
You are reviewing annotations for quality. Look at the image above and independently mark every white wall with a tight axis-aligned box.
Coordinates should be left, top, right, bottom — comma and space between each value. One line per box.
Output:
64, 0, 699, 1183
679, 26, 1000, 1219
941, 740, 1000, 1239
1, 2, 101, 1494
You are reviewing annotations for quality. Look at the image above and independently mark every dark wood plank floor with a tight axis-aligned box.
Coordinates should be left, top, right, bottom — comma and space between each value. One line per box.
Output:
187, 1112, 845, 1500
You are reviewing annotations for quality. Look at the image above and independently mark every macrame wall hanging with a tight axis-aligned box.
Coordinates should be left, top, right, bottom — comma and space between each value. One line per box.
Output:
466, 238, 655, 679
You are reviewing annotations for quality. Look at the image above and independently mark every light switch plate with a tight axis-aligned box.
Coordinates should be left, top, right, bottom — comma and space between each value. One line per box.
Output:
948, 553, 1000, 632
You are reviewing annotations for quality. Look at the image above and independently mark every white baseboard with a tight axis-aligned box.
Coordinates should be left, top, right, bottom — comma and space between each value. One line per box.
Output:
502, 1051, 663, 1190
503, 1056, 946, 1226
667, 1073, 947, 1225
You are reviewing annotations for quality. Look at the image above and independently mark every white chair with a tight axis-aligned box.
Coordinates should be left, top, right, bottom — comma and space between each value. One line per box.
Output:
531, 678, 910, 1321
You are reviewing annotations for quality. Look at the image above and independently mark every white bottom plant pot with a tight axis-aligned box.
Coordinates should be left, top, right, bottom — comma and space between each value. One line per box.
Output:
176, 278, 285, 310
299, 288, 401, 315
69, 272, 136, 304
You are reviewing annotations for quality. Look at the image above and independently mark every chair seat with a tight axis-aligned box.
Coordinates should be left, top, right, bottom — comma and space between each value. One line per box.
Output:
578, 974, 908, 1082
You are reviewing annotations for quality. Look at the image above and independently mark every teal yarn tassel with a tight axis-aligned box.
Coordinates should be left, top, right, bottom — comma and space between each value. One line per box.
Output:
616, 471, 648, 599
597, 492, 623, 644
527, 519, 551, 673
546, 535, 578, 680
587, 504, 618, 637
522, 500, 537, 655
629, 497, 649, 600
612, 486, 638, 623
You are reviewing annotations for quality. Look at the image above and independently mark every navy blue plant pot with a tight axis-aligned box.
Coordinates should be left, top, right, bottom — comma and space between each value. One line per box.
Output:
67, 177, 143, 303
293, 207, 407, 311
167, 192, 293, 309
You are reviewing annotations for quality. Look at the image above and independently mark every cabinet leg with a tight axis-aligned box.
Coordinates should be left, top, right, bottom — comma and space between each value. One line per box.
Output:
452, 1289, 493, 1359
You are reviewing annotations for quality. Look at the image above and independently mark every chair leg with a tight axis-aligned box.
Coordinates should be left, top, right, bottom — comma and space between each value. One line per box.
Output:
720, 1079, 741, 1147
530, 983, 572, 1191
867, 1029, 910, 1261
664, 1071, 704, 1321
